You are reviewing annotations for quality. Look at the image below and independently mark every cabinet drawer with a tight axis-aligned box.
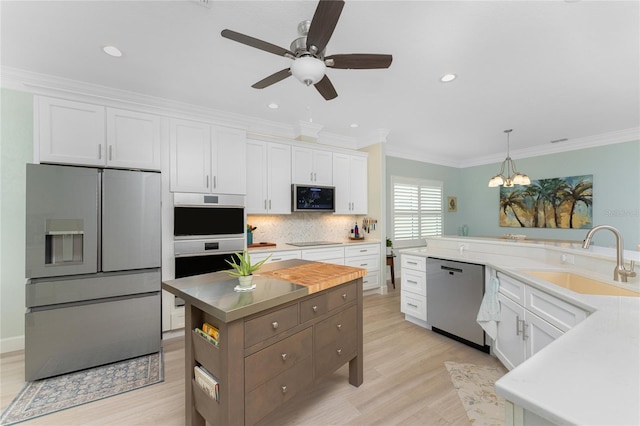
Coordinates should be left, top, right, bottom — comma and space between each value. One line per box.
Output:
251, 250, 301, 264
401, 290, 426, 321
401, 255, 426, 271
362, 270, 380, 290
525, 286, 587, 332
327, 282, 357, 311
301, 247, 345, 261
244, 304, 298, 348
245, 355, 313, 426
245, 327, 312, 391
345, 244, 380, 258
300, 293, 329, 323
315, 307, 358, 378
401, 269, 426, 296
345, 255, 380, 270
497, 272, 526, 305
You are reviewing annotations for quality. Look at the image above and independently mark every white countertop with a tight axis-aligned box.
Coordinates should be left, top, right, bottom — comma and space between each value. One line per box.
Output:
401, 243, 640, 426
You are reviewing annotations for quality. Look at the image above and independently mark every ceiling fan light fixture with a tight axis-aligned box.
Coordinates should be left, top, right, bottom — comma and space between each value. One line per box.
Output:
291, 56, 326, 86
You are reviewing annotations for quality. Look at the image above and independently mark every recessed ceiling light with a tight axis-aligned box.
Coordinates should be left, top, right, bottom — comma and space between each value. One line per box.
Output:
440, 73, 457, 83
268, 103, 279, 109
350, 123, 359, 128
102, 45, 122, 57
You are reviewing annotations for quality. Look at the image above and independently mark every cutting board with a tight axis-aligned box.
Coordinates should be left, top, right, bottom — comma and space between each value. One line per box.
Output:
258, 262, 366, 293
248, 242, 276, 248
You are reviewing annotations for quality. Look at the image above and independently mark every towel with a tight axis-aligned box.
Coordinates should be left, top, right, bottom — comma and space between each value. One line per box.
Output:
477, 276, 501, 340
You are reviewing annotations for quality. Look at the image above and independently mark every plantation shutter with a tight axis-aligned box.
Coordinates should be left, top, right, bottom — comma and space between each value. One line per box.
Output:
392, 177, 443, 247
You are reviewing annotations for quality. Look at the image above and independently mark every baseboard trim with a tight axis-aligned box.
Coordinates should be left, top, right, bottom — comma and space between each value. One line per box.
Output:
0, 335, 25, 354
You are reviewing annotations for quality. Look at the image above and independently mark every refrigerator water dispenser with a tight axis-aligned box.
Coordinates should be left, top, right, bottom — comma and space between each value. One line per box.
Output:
45, 219, 83, 265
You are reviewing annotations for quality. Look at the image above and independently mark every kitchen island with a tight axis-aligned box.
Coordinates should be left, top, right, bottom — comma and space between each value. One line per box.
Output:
162, 259, 366, 426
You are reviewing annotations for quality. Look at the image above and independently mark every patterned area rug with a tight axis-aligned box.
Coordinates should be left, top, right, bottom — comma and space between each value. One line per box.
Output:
0, 351, 163, 425
445, 361, 507, 426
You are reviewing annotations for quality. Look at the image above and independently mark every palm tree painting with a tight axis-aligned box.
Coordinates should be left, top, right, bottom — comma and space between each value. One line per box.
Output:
499, 175, 593, 228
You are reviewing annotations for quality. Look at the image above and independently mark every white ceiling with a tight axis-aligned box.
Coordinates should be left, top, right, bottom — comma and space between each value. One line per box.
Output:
2, 0, 639, 166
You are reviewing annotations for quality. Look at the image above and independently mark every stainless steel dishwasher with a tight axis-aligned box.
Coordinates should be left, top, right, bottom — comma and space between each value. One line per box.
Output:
426, 257, 488, 352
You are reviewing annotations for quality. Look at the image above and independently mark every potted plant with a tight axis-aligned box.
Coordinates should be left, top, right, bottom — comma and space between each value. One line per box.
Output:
225, 250, 271, 290
386, 238, 393, 255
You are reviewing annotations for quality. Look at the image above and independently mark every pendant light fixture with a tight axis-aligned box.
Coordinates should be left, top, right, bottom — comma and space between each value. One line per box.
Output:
488, 129, 531, 187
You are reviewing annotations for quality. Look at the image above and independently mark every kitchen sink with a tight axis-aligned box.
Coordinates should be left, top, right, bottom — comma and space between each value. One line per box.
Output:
524, 270, 639, 297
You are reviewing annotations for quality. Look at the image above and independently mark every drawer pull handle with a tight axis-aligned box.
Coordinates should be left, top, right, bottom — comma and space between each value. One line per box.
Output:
336, 348, 342, 355
407, 261, 417, 265
312, 305, 318, 312
407, 303, 418, 308
272, 321, 279, 329
272, 257, 282, 261
407, 280, 418, 284
360, 249, 367, 252
360, 263, 367, 267
281, 385, 287, 394
342, 293, 347, 300
522, 322, 529, 340
516, 316, 521, 336
281, 353, 288, 361
337, 323, 342, 330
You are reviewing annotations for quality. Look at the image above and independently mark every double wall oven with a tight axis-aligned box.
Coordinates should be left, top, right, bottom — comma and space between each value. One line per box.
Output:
173, 193, 245, 306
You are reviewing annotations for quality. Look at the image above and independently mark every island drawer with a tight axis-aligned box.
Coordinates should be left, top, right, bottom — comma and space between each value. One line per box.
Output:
245, 328, 312, 391
327, 282, 357, 311
244, 304, 298, 348
245, 355, 313, 426
314, 305, 357, 349
192, 378, 219, 424
300, 293, 329, 323
192, 329, 221, 378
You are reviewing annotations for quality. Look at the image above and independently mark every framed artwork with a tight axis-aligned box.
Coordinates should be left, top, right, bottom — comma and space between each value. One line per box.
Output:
499, 175, 593, 229
448, 196, 457, 212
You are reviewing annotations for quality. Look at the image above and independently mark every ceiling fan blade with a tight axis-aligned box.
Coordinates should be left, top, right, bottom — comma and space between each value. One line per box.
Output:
221, 29, 295, 58
314, 75, 338, 100
252, 68, 292, 89
306, 0, 345, 55
325, 54, 393, 69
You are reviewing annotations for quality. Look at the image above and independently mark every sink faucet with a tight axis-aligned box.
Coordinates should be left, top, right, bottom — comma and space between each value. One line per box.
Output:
582, 225, 637, 282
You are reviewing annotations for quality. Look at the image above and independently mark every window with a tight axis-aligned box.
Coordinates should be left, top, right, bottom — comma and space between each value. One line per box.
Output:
391, 176, 443, 247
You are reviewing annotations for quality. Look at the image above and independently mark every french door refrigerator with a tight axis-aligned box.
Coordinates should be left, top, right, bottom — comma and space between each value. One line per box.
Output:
25, 163, 161, 381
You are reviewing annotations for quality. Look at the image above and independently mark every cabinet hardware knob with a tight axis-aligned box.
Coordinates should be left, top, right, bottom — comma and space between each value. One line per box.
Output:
336, 323, 342, 330
516, 316, 521, 336
272, 321, 279, 329
281, 385, 287, 394
281, 353, 288, 361
336, 348, 342, 355
342, 293, 347, 300
312, 305, 318, 312
98, 144, 102, 159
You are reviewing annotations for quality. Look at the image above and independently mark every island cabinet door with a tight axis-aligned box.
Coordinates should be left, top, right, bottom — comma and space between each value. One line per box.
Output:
314, 305, 358, 378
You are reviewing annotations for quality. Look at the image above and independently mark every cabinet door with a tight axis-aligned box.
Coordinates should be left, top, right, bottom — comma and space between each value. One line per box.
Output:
349, 155, 367, 214
246, 140, 268, 213
106, 108, 161, 171
524, 311, 563, 359
212, 126, 246, 195
37, 97, 105, 166
169, 119, 211, 193
312, 149, 333, 185
332, 153, 351, 214
495, 293, 525, 370
291, 146, 314, 184
267, 142, 292, 214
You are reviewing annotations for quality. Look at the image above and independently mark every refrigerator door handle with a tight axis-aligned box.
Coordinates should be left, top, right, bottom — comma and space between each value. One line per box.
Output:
97, 171, 103, 271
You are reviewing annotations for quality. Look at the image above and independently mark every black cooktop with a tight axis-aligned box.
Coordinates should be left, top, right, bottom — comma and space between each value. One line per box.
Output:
287, 241, 341, 247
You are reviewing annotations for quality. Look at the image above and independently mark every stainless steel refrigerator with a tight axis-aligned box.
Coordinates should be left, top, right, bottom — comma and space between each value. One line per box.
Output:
25, 163, 161, 381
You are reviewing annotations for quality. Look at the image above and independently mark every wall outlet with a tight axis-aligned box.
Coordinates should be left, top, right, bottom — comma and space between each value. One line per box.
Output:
561, 254, 575, 264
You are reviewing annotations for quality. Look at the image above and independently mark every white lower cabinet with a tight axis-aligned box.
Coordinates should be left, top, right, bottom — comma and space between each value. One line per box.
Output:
301, 246, 345, 265
494, 272, 586, 370
250, 250, 301, 264
400, 254, 427, 324
344, 244, 380, 291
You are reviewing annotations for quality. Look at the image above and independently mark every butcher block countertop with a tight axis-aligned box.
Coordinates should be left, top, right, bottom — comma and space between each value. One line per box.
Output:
162, 259, 366, 323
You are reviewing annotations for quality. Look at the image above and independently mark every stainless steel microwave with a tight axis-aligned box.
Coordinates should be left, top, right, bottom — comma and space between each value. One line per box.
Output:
292, 184, 335, 212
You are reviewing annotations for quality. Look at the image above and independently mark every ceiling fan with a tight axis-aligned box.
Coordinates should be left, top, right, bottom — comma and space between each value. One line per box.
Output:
221, 0, 392, 101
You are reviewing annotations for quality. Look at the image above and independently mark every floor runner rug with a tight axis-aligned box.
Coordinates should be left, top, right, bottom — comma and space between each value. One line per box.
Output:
1, 351, 163, 425
445, 361, 507, 426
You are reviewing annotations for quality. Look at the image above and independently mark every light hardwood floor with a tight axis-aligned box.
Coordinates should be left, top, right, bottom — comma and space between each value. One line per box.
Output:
1, 283, 505, 425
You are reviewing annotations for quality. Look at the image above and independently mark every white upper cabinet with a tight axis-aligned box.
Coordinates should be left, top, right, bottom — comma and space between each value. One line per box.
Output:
37, 97, 161, 170
106, 108, 161, 170
37, 97, 106, 167
333, 153, 368, 214
169, 118, 246, 194
246, 140, 291, 214
291, 146, 333, 186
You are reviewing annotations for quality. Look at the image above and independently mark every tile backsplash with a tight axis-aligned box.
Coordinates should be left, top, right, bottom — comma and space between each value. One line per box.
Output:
247, 213, 364, 243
